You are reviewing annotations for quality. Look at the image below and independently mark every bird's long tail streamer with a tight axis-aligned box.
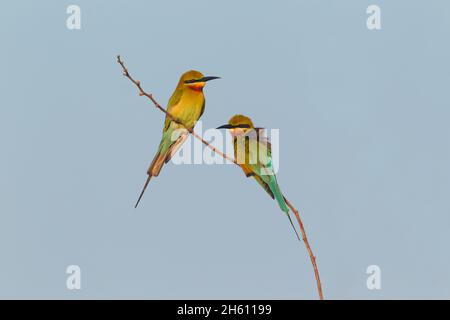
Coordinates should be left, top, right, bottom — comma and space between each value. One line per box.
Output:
287, 213, 301, 241
134, 175, 152, 208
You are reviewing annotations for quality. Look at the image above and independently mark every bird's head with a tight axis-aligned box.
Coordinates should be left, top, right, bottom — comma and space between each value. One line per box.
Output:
217, 114, 256, 137
179, 70, 220, 91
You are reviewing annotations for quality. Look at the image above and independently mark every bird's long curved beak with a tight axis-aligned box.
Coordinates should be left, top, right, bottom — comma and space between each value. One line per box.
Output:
216, 124, 233, 129
201, 76, 221, 82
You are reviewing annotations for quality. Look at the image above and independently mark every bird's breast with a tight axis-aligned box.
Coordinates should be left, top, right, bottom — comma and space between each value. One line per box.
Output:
171, 91, 205, 129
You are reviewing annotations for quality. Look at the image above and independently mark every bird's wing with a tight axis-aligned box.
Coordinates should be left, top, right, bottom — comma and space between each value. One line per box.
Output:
249, 138, 289, 213
148, 123, 187, 176
164, 87, 184, 131
232, 132, 272, 179
247, 152, 289, 213
233, 134, 275, 200
164, 129, 189, 163
246, 133, 274, 179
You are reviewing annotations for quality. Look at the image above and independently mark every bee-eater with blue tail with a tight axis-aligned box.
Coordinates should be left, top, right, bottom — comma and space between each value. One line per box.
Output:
217, 115, 300, 241
134, 71, 220, 208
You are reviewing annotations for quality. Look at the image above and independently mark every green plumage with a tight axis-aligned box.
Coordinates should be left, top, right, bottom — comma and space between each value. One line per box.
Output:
224, 114, 300, 240
232, 124, 289, 214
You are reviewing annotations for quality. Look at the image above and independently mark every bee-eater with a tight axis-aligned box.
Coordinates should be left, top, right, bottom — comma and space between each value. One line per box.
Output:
217, 115, 300, 240
134, 71, 220, 208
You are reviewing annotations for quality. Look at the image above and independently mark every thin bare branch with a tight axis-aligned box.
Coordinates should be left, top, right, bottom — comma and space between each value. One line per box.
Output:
116, 55, 324, 300
284, 197, 323, 300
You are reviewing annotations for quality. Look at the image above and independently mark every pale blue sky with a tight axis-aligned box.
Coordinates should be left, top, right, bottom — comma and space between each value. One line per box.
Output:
1, 0, 449, 299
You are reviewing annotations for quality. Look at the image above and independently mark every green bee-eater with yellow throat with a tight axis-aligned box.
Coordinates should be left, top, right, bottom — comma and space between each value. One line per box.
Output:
134, 71, 220, 208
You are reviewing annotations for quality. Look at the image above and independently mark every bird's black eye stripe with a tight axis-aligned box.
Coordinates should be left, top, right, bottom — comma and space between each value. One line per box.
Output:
235, 124, 251, 129
184, 78, 200, 84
